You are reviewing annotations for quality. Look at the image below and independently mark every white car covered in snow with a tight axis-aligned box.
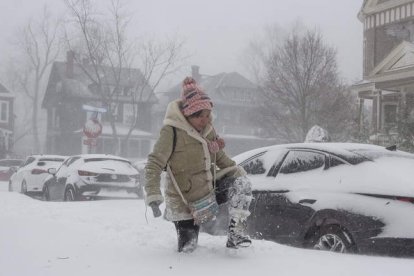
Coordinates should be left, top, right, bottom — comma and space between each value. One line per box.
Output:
8, 155, 67, 194
42, 154, 141, 201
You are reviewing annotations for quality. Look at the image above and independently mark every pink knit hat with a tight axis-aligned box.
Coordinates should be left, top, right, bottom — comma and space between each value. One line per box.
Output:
181, 77, 213, 117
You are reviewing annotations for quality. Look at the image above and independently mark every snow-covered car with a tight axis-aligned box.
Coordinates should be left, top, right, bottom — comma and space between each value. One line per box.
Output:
203, 142, 414, 257
0, 159, 24, 182
8, 155, 67, 194
42, 154, 142, 201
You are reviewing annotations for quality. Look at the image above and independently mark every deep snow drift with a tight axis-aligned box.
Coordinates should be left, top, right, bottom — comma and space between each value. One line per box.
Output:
1, 188, 414, 276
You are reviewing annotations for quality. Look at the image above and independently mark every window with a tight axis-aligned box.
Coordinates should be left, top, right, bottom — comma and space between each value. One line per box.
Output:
0, 101, 8, 123
63, 156, 81, 167
105, 139, 116, 154
384, 104, 397, 124
279, 151, 325, 174
23, 157, 36, 167
329, 156, 346, 168
242, 157, 266, 175
240, 152, 267, 175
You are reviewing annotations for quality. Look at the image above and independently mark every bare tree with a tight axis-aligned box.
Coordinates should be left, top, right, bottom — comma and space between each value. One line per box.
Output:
8, 6, 61, 152
63, 0, 186, 154
246, 26, 356, 142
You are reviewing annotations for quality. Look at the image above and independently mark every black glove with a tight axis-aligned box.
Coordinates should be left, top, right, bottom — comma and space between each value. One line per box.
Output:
149, 201, 162, 218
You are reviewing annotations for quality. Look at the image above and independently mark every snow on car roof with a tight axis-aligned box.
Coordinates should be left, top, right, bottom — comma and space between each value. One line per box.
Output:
30, 154, 68, 159
74, 154, 130, 162
233, 142, 413, 165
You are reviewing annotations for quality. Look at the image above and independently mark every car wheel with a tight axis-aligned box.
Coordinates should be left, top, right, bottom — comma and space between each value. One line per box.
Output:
20, 180, 28, 194
8, 181, 12, 192
310, 225, 355, 253
64, 186, 77, 201
42, 185, 50, 201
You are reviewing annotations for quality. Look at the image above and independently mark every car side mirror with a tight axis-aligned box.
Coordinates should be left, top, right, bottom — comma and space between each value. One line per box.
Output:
9, 167, 17, 173
48, 168, 57, 175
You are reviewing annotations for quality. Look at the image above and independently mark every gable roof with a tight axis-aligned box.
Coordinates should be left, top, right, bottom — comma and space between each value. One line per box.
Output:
370, 41, 414, 76
0, 83, 10, 94
42, 61, 157, 108
164, 71, 261, 106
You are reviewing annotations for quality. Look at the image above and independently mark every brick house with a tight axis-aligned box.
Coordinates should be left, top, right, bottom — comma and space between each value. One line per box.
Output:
0, 83, 15, 158
42, 52, 158, 159
353, 0, 414, 146
153, 66, 276, 156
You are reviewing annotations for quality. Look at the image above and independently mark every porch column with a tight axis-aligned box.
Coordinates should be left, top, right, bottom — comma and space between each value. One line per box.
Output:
377, 90, 382, 133
358, 98, 365, 133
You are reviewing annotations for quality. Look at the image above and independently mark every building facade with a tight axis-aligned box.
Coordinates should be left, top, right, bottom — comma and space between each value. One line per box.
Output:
0, 83, 14, 158
42, 52, 157, 160
353, 0, 414, 147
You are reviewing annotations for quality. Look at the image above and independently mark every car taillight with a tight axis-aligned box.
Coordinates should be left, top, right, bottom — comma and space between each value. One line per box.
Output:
31, 168, 47, 175
78, 170, 99, 176
396, 197, 414, 203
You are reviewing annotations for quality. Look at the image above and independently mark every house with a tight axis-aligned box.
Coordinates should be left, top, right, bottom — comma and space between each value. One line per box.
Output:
0, 83, 15, 158
153, 66, 276, 156
42, 51, 158, 159
353, 0, 414, 146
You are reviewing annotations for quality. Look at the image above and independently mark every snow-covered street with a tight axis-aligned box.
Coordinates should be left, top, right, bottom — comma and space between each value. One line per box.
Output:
1, 189, 414, 276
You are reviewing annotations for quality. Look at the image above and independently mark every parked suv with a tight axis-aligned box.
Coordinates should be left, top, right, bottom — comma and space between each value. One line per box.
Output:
42, 154, 141, 201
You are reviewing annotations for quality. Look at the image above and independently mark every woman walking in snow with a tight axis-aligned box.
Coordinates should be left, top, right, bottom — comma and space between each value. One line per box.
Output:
144, 76, 252, 252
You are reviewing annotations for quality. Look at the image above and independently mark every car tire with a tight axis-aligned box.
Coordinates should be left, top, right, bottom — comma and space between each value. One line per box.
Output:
64, 186, 77, 201
8, 181, 12, 192
20, 180, 28, 195
42, 185, 50, 201
309, 224, 355, 253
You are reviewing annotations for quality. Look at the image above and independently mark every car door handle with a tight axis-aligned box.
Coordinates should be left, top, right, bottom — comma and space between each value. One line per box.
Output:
298, 199, 316, 205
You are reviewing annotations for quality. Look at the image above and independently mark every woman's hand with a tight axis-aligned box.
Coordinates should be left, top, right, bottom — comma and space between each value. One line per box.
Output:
216, 137, 225, 150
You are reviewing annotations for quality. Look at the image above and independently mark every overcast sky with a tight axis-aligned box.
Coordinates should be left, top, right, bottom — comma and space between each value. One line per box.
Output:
0, 0, 363, 88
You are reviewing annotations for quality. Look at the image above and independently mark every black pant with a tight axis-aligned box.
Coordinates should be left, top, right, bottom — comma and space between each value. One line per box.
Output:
173, 219, 200, 252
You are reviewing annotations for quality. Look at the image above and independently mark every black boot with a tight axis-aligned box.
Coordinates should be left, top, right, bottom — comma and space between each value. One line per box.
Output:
174, 220, 200, 253
226, 218, 252, 249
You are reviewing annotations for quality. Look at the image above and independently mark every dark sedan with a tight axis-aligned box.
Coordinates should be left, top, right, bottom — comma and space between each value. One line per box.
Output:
203, 142, 414, 257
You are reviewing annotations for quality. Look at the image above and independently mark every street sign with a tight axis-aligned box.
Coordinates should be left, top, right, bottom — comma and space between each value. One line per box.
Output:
83, 119, 102, 139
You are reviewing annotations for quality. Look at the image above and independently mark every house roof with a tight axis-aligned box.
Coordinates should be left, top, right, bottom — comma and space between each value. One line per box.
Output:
0, 83, 10, 93
352, 41, 414, 94
42, 61, 157, 108
367, 41, 414, 85
164, 71, 262, 106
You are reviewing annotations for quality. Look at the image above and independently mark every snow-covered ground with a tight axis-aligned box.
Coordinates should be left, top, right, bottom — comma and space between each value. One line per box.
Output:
1, 187, 414, 276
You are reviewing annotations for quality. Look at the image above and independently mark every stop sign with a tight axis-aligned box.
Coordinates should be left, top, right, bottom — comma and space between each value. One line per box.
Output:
83, 118, 102, 138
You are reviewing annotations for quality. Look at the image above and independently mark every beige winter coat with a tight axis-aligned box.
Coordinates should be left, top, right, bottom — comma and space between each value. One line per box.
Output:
144, 100, 244, 221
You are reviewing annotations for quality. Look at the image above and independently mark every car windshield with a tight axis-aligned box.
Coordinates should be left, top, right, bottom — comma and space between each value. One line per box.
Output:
84, 158, 130, 165
350, 149, 414, 161
0, 160, 22, 166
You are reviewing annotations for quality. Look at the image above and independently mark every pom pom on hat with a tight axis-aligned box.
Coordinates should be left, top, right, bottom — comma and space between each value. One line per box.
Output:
181, 77, 213, 117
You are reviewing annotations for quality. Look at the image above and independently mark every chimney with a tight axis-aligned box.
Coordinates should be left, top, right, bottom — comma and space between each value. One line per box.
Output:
66, 51, 75, 79
191, 65, 201, 83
